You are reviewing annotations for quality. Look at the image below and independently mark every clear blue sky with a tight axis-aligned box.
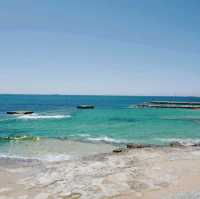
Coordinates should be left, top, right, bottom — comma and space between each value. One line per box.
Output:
0, 0, 200, 96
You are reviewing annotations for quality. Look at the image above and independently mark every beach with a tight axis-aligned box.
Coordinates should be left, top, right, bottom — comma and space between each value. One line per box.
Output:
1, 0, 200, 197
1, 95, 200, 198
1, 145, 200, 199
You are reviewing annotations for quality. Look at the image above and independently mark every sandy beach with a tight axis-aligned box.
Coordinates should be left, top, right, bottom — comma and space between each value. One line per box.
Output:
0, 145, 200, 199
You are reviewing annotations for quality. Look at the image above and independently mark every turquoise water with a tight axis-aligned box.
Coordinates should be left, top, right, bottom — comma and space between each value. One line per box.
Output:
1, 94, 200, 160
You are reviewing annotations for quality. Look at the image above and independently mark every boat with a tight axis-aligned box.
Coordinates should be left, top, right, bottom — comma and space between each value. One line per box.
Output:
77, 105, 95, 109
7, 111, 34, 115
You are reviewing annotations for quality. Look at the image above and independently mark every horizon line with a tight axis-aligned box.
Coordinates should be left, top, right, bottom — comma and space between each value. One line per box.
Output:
0, 93, 199, 98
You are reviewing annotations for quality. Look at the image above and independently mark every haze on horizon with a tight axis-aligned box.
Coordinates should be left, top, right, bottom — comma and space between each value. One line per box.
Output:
0, 0, 200, 97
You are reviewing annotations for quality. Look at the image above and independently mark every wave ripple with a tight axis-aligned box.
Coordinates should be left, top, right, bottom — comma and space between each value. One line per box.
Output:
17, 114, 71, 120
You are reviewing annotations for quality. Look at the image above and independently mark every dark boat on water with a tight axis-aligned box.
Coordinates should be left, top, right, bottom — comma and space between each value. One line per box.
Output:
7, 111, 34, 115
77, 105, 95, 109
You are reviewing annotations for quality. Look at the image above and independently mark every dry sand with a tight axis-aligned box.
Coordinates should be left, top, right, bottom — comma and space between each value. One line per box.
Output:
0, 146, 200, 199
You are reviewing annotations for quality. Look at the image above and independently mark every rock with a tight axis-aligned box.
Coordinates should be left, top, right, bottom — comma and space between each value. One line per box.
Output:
192, 143, 200, 147
127, 144, 148, 149
169, 142, 185, 147
113, 148, 125, 153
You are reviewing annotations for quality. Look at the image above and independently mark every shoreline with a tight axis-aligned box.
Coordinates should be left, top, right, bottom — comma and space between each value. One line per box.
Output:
1, 145, 200, 198
1, 138, 200, 163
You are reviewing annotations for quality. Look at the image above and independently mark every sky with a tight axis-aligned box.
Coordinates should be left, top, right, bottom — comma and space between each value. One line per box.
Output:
0, 0, 200, 96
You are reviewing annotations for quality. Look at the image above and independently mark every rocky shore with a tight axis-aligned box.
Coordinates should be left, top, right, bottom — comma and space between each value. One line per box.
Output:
1, 144, 200, 199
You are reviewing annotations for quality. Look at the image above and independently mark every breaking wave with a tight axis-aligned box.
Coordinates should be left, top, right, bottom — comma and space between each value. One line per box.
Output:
0, 153, 72, 162
155, 138, 200, 146
61, 134, 126, 144
85, 136, 127, 144
17, 114, 71, 120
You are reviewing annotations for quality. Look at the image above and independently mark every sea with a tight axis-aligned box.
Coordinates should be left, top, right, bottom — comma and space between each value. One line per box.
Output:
1, 94, 200, 161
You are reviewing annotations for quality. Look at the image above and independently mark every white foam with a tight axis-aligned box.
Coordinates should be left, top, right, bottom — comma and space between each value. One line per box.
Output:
77, 133, 91, 137
17, 114, 71, 120
39, 154, 73, 162
70, 133, 91, 138
155, 138, 200, 146
86, 136, 126, 144
68, 134, 124, 143
0, 153, 73, 162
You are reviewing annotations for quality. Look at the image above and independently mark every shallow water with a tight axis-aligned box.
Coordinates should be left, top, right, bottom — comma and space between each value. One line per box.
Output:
1, 94, 200, 160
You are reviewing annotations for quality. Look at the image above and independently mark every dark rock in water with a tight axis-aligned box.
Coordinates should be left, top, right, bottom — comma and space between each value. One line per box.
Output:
113, 148, 125, 153
192, 143, 200, 147
169, 141, 185, 147
77, 105, 95, 109
7, 111, 33, 115
127, 143, 149, 149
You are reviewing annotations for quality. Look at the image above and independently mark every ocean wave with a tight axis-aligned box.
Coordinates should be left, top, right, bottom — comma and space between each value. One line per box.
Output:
162, 116, 200, 121
17, 114, 71, 120
62, 134, 127, 144
86, 136, 127, 144
68, 133, 91, 138
0, 153, 72, 162
0, 134, 124, 144
155, 138, 200, 146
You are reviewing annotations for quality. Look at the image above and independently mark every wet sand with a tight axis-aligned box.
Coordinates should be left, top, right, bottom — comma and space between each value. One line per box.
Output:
0, 146, 200, 199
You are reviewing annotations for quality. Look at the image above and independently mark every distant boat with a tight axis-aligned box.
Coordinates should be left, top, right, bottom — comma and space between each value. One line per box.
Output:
7, 111, 34, 115
77, 105, 95, 109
